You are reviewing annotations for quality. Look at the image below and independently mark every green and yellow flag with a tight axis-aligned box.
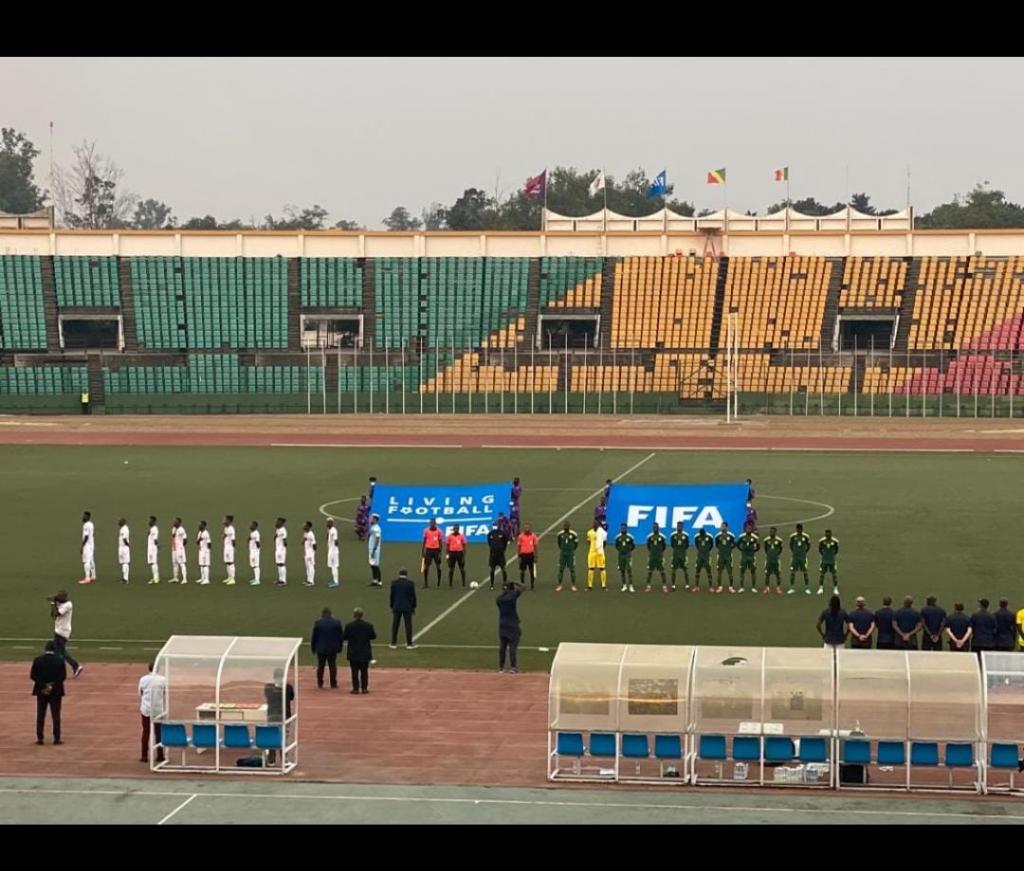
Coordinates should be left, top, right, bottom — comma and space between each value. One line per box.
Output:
707, 168, 726, 185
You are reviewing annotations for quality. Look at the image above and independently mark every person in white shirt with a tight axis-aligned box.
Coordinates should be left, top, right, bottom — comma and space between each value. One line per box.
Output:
196, 520, 212, 585
146, 516, 160, 585
170, 517, 188, 584
248, 521, 261, 586
326, 518, 340, 588
49, 590, 82, 677
222, 515, 237, 586
138, 662, 167, 763
368, 514, 382, 587
79, 511, 96, 585
117, 518, 131, 584
302, 521, 317, 586
274, 517, 288, 586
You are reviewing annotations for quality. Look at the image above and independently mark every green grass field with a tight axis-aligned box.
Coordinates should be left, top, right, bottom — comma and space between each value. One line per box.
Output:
0, 445, 1017, 671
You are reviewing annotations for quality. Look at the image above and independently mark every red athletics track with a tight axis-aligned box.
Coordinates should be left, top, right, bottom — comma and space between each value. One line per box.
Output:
2, 414, 1024, 451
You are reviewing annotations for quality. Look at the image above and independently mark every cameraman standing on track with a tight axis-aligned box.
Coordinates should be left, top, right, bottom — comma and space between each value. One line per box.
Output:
49, 591, 82, 678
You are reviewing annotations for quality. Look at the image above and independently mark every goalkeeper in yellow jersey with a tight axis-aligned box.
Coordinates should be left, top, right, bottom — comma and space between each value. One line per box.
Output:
586, 520, 608, 591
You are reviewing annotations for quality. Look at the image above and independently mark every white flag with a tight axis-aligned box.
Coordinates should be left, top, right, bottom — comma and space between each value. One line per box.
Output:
588, 170, 606, 197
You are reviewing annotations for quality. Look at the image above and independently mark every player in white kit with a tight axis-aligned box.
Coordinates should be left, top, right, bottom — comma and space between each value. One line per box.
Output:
170, 517, 188, 584
196, 520, 212, 585
248, 521, 261, 586
326, 518, 339, 588
79, 511, 96, 585
302, 521, 317, 586
367, 513, 382, 586
146, 516, 160, 585
117, 518, 131, 584
274, 517, 288, 586
222, 515, 237, 586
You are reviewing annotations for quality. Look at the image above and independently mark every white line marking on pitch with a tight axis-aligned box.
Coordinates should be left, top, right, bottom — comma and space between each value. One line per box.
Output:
413, 451, 657, 643
0, 786, 1019, 822
319, 497, 362, 523
274, 443, 462, 449
157, 793, 198, 825
756, 494, 836, 528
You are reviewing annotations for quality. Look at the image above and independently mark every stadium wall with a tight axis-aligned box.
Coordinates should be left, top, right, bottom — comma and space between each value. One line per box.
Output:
4, 228, 1024, 258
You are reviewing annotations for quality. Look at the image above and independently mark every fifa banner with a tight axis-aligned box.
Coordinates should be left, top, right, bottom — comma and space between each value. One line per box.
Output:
606, 482, 749, 538
371, 481, 513, 543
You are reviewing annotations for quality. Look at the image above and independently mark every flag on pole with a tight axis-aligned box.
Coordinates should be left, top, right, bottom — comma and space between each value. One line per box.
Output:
773, 167, 789, 182
647, 170, 667, 198
588, 170, 606, 197
523, 169, 546, 199
707, 168, 726, 185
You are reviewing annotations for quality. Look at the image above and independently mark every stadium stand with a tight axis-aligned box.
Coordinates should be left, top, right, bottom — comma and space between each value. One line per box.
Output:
541, 257, 603, 309
721, 256, 833, 350
299, 258, 363, 308
0, 255, 47, 350
4, 251, 1024, 410
54, 256, 120, 307
839, 257, 908, 310
612, 256, 718, 349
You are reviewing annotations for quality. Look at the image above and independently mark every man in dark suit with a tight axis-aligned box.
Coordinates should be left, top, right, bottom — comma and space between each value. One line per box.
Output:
496, 580, 525, 673
343, 607, 377, 694
389, 568, 417, 650
30, 640, 67, 745
311, 607, 344, 689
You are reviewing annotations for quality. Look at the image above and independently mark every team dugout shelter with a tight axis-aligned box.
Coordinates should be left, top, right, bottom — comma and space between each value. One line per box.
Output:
149, 635, 302, 774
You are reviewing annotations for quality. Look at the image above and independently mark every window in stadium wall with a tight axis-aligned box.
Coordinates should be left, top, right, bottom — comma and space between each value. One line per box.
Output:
59, 316, 122, 350
300, 315, 363, 349
838, 315, 895, 350
627, 679, 680, 716
537, 314, 600, 350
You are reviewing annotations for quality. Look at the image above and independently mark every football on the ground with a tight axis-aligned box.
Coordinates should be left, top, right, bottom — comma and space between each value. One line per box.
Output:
469, 581, 479, 589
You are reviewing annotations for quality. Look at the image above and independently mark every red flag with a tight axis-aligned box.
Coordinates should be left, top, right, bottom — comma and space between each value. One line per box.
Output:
523, 169, 546, 199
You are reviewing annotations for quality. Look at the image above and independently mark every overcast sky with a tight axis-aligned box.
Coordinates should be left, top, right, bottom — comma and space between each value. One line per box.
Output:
4, 57, 1022, 227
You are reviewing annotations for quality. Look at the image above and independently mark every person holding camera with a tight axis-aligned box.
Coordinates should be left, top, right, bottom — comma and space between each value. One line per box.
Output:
30, 640, 67, 745
496, 579, 524, 674
49, 591, 82, 678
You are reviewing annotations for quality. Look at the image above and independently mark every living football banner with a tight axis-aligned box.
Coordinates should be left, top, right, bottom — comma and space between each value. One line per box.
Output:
606, 482, 749, 538
370, 481, 513, 543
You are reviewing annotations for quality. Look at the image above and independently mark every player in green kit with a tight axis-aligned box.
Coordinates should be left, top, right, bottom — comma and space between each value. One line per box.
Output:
817, 528, 839, 596
554, 521, 579, 593
645, 522, 668, 593
762, 526, 784, 594
669, 521, 690, 591
714, 521, 737, 593
614, 523, 636, 593
693, 527, 714, 592
736, 522, 760, 593
789, 522, 812, 595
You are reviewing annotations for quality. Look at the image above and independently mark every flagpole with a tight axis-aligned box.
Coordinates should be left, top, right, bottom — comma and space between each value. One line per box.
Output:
542, 168, 548, 232
603, 166, 608, 234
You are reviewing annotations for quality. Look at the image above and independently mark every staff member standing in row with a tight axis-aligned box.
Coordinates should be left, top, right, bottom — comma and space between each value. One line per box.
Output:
389, 568, 417, 649
311, 608, 343, 690
31, 640, 67, 745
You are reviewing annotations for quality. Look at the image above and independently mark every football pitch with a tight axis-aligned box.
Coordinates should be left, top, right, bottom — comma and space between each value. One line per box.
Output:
0, 444, 1016, 671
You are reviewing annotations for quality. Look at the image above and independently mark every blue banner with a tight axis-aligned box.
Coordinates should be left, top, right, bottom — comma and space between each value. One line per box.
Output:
606, 482, 749, 538
370, 481, 513, 543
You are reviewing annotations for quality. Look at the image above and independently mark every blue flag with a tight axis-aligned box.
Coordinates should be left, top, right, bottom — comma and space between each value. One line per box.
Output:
647, 170, 667, 198
606, 482, 749, 538
370, 481, 513, 543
